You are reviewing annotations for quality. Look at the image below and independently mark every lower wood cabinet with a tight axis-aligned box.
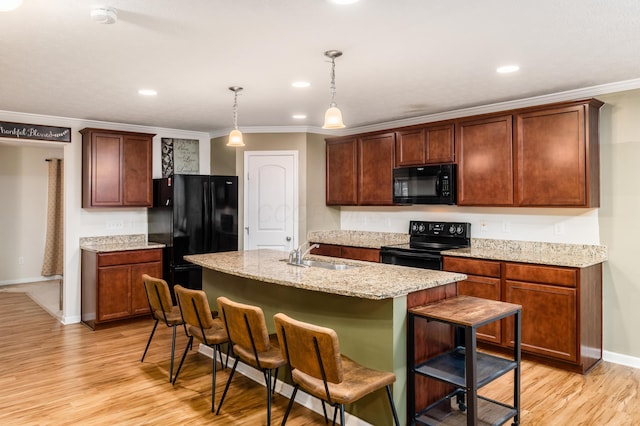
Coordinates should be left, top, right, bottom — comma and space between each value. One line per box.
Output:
443, 256, 602, 373
81, 248, 162, 329
310, 243, 380, 263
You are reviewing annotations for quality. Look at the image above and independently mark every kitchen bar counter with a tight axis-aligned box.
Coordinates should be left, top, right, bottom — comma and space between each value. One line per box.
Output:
80, 234, 165, 253
188, 249, 465, 425
184, 249, 466, 300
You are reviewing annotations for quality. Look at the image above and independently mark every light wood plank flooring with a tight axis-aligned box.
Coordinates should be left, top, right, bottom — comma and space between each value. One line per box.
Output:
1, 292, 639, 425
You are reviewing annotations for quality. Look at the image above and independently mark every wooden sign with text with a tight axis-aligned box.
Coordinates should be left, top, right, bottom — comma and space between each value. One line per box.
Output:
0, 121, 71, 143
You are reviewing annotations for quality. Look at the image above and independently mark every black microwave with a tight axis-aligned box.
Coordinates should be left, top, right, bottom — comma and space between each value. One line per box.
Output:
393, 164, 457, 205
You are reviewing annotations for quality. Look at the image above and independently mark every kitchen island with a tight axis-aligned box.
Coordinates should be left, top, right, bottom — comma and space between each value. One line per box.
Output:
185, 249, 467, 426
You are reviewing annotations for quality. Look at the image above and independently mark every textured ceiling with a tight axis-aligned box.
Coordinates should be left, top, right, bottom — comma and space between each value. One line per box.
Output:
1, 0, 640, 135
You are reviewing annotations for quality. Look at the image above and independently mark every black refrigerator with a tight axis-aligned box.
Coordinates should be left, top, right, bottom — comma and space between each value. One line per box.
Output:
147, 174, 238, 294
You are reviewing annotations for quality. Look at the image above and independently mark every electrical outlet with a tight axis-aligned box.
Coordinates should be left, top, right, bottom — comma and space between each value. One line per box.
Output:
480, 223, 488, 232
18, 256, 24, 265
502, 221, 511, 233
554, 223, 565, 235
107, 220, 125, 230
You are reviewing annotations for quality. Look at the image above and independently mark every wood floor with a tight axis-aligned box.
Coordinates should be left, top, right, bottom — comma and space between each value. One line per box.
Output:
1, 291, 639, 425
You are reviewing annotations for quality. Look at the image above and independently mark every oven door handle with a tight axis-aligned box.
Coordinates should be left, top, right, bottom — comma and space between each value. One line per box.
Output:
381, 249, 441, 260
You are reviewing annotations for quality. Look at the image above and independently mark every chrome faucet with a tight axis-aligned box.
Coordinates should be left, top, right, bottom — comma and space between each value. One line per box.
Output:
288, 241, 319, 265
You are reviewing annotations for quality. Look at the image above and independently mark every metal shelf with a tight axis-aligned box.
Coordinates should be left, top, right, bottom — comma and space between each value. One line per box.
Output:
415, 346, 517, 389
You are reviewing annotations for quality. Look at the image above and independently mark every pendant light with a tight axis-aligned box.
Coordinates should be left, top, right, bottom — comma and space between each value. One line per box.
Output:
322, 50, 346, 129
227, 86, 245, 147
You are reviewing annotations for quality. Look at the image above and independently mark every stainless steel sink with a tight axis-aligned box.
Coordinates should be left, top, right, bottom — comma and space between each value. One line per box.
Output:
283, 259, 359, 270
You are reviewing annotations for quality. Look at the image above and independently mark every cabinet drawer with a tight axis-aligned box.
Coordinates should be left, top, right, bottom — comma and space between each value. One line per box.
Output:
505, 263, 576, 287
341, 246, 380, 262
311, 243, 342, 258
98, 249, 162, 267
443, 256, 501, 277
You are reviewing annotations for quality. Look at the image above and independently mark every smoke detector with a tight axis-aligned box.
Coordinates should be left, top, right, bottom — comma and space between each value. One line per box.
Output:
91, 6, 117, 24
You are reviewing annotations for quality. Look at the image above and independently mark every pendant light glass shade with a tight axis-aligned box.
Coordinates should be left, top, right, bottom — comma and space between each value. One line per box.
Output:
322, 50, 345, 129
227, 86, 245, 147
323, 105, 345, 129
227, 129, 244, 147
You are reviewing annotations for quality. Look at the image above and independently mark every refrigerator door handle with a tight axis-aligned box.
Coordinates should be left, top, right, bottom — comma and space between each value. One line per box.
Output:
203, 180, 210, 250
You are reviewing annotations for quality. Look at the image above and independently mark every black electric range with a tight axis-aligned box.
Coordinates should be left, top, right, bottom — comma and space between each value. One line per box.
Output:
380, 221, 471, 270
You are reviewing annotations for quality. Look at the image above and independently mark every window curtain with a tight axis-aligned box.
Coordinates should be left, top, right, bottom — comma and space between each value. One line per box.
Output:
41, 158, 64, 276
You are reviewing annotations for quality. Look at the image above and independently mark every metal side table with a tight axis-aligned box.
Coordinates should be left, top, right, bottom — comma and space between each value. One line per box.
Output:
408, 295, 521, 426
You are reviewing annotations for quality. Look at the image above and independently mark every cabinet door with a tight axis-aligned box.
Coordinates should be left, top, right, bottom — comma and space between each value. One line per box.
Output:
358, 133, 395, 205
97, 265, 131, 321
515, 104, 591, 206
456, 115, 514, 206
130, 262, 162, 315
395, 128, 425, 166
90, 132, 123, 207
457, 275, 502, 344
505, 280, 577, 362
326, 138, 358, 205
123, 134, 153, 207
425, 123, 454, 163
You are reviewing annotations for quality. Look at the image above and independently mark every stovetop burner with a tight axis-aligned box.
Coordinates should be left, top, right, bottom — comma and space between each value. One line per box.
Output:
380, 221, 471, 270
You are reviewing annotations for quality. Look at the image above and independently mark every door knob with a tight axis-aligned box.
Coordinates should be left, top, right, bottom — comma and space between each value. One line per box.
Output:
286, 236, 292, 241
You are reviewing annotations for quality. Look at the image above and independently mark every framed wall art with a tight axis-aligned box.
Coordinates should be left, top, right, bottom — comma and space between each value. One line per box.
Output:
161, 138, 199, 177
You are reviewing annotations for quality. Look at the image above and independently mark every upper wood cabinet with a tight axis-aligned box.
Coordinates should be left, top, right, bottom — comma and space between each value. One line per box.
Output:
395, 123, 455, 167
514, 99, 603, 207
81, 128, 155, 208
456, 115, 514, 206
358, 132, 395, 205
326, 137, 358, 205
326, 133, 395, 206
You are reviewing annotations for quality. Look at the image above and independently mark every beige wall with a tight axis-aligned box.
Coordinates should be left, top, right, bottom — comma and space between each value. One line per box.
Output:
598, 89, 640, 360
210, 132, 339, 249
0, 144, 64, 283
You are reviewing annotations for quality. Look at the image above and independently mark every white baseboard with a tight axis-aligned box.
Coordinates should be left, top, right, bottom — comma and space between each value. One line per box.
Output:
603, 350, 640, 369
198, 344, 372, 426
0, 275, 62, 286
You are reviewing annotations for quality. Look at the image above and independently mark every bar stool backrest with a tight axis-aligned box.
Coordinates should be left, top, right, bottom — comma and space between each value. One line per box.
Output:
217, 296, 271, 353
274, 313, 343, 384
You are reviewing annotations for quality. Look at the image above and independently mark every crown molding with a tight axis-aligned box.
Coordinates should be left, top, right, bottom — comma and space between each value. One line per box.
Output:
0, 110, 210, 140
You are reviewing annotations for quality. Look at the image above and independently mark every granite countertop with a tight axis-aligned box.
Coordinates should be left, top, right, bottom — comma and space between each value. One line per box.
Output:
442, 238, 607, 268
307, 230, 409, 249
184, 249, 466, 300
307, 230, 607, 268
80, 234, 165, 253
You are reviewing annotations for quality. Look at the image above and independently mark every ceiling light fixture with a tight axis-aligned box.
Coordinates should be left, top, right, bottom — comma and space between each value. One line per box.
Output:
91, 6, 118, 24
0, 0, 22, 12
322, 50, 345, 129
329, 0, 360, 4
227, 86, 245, 147
138, 89, 157, 96
497, 64, 520, 74
292, 114, 307, 119
292, 81, 311, 88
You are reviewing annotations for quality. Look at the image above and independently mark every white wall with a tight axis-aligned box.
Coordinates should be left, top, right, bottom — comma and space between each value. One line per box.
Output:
341, 207, 600, 244
0, 143, 64, 284
0, 110, 210, 324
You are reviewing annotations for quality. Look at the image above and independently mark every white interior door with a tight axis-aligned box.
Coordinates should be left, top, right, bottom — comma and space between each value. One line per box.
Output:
244, 151, 298, 252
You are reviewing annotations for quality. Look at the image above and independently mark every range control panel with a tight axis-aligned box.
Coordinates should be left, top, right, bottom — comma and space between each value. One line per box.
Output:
409, 221, 471, 238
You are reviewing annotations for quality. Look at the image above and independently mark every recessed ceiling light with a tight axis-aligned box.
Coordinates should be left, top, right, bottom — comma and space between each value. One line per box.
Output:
329, 0, 360, 4
138, 89, 157, 96
0, 0, 22, 12
292, 81, 311, 88
497, 65, 520, 74
292, 114, 307, 119
90, 6, 118, 24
